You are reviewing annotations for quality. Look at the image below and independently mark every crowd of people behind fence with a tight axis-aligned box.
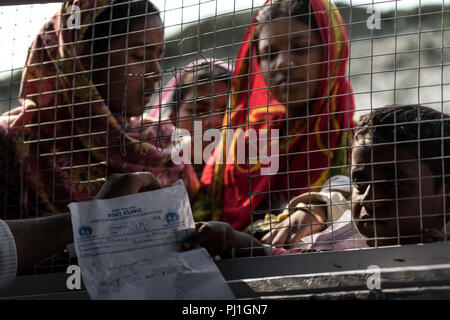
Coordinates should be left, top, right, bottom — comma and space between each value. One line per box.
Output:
0, 0, 450, 287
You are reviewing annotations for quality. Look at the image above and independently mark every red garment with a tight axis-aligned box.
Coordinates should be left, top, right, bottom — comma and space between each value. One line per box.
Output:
0, 0, 199, 218
200, 0, 355, 231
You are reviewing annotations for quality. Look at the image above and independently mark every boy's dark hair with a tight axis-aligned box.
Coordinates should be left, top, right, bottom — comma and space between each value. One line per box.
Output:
83, 0, 161, 54
355, 105, 450, 189
254, 0, 318, 38
172, 62, 232, 113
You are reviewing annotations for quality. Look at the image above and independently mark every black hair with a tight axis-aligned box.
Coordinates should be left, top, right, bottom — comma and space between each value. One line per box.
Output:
355, 104, 450, 189
171, 62, 232, 114
83, 0, 162, 55
254, 0, 318, 37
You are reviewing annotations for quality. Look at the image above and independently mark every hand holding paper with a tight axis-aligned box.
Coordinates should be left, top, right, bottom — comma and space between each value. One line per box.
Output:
95, 172, 161, 199
68, 176, 234, 300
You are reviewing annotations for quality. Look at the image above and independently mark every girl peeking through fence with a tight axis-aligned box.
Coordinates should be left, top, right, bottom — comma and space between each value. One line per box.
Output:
0, 0, 200, 218
195, 0, 355, 242
151, 59, 233, 177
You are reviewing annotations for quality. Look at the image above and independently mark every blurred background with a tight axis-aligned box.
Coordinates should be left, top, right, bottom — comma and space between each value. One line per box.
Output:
1, 0, 450, 120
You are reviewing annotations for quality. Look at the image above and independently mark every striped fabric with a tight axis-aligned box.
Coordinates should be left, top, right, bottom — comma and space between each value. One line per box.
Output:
0, 219, 17, 289
200, 0, 355, 231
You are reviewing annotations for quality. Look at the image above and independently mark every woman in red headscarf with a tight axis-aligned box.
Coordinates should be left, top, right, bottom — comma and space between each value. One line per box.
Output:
195, 0, 355, 234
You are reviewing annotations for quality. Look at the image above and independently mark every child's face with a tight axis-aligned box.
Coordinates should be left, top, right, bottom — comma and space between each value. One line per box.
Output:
176, 80, 229, 133
351, 136, 446, 247
257, 17, 323, 115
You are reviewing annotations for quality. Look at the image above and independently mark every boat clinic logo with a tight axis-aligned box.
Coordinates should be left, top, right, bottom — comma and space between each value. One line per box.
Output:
165, 212, 179, 225
78, 225, 92, 238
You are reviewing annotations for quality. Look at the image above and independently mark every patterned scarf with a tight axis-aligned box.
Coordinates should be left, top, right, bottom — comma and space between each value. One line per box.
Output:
198, 0, 355, 231
0, 0, 199, 218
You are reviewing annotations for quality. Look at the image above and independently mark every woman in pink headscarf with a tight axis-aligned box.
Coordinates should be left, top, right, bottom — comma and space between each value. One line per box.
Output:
152, 59, 233, 177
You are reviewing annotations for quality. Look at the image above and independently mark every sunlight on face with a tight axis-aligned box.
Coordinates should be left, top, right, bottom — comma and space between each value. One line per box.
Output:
258, 17, 323, 116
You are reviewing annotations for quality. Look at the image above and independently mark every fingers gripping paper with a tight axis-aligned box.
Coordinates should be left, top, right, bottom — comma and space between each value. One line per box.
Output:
68, 182, 234, 300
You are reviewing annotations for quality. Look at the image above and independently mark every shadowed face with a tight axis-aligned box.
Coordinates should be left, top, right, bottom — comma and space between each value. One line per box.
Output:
257, 17, 323, 116
175, 80, 229, 133
171, 79, 229, 159
92, 16, 164, 119
351, 137, 447, 247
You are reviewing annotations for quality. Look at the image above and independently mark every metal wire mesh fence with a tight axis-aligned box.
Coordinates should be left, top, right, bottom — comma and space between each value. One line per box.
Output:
0, 0, 450, 278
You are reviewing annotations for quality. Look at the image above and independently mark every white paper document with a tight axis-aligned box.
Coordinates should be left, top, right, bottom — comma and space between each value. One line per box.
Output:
68, 181, 235, 300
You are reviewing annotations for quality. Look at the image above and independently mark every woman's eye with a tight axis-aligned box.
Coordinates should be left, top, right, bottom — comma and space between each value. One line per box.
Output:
132, 55, 145, 61
195, 108, 209, 115
294, 47, 306, 52
292, 44, 307, 50
292, 46, 309, 56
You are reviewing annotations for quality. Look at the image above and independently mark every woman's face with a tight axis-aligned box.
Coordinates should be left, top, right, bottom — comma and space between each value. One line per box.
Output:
175, 80, 229, 133
93, 16, 164, 118
257, 17, 324, 115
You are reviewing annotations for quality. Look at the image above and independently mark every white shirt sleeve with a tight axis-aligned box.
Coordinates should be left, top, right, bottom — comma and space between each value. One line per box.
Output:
0, 219, 17, 290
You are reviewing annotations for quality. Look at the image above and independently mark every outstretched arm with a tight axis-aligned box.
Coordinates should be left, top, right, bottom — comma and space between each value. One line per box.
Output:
181, 221, 267, 258
6, 172, 162, 275
261, 205, 327, 247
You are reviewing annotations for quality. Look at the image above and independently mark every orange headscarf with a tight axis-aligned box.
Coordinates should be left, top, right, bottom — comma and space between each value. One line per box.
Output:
199, 0, 355, 231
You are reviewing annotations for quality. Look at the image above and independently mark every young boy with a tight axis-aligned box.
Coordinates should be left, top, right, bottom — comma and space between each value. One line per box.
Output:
181, 105, 450, 257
